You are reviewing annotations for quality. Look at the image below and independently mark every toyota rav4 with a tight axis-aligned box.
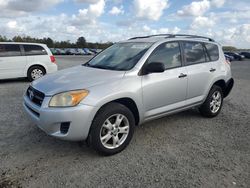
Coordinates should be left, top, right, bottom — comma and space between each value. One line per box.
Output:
23, 34, 234, 155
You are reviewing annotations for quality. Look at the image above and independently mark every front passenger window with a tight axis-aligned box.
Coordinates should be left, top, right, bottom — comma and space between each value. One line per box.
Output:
147, 42, 182, 69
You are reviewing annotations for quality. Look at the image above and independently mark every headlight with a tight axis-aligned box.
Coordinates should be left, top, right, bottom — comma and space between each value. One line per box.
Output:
49, 90, 89, 107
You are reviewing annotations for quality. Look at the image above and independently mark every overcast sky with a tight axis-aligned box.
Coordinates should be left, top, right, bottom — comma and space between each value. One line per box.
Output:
0, 0, 250, 48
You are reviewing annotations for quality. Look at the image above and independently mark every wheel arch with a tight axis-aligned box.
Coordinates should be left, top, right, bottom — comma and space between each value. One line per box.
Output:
211, 79, 233, 98
25, 63, 48, 77
95, 97, 140, 126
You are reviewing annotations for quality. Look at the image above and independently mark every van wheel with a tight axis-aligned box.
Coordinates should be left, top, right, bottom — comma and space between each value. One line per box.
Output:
88, 102, 135, 156
27, 66, 46, 81
199, 85, 223, 118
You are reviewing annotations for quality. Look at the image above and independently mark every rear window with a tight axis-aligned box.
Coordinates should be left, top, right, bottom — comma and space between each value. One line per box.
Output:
182, 42, 206, 65
23, 45, 47, 56
0, 44, 21, 57
205, 43, 219, 61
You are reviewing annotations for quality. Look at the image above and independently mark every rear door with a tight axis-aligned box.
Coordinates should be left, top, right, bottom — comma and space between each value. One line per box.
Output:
23, 44, 49, 69
0, 44, 27, 79
181, 41, 214, 105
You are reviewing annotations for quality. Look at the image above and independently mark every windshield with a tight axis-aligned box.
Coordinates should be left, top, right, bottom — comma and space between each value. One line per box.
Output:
84, 42, 152, 71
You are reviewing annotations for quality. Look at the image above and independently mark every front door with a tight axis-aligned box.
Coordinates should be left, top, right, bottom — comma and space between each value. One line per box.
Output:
142, 42, 188, 118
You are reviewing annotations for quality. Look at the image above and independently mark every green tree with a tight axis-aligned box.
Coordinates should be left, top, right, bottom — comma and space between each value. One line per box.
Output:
43, 37, 54, 48
76, 37, 87, 48
12, 36, 24, 42
0, 35, 8, 42
223, 46, 237, 52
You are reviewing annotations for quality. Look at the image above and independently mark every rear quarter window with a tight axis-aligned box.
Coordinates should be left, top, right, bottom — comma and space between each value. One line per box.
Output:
23, 45, 47, 56
0, 44, 21, 57
205, 43, 219, 61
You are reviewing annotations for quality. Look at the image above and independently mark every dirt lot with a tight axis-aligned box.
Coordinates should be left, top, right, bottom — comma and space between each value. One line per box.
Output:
0, 56, 249, 188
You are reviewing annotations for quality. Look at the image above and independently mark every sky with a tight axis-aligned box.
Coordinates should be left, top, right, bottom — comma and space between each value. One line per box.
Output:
0, 0, 250, 48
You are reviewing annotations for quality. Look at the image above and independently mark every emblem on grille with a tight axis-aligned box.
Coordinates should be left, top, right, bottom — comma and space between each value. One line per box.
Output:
28, 90, 34, 100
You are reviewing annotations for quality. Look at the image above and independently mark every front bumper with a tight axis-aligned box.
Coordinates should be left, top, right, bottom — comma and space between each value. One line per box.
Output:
23, 95, 97, 141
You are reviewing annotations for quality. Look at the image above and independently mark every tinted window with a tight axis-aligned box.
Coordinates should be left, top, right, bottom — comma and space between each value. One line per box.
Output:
0, 44, 21, 57
205, 43, 219, 61
183, 42, 206, 65
23, 45, 47, 56
147, 42, 182, 69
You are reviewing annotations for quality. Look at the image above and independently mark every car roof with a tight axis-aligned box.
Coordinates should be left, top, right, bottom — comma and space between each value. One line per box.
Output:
0, 42, 47, 46
120, 34, 218, 45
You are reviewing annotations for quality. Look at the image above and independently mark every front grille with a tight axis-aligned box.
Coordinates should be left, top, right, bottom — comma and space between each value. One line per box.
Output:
26, 86, 45, 106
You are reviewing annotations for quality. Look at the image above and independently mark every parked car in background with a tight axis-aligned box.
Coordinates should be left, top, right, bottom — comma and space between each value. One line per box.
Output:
58, 48, 67, 55
0, 42, 57, 81
50, 48, 57, 55
225, 54, 234, 62
89, 48, 98, 54
65, 48, 75, 55
224, 52, 244, 61
83, 48, 95, 55
23, 34, 234, 155
240, 52, 250, 59
77, 48, 88, 55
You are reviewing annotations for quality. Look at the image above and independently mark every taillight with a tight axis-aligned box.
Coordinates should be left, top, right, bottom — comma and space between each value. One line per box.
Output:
50, 56, 56, 64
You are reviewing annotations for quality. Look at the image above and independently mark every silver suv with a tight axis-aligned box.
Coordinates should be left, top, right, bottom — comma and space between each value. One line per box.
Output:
23, 34, 234, 155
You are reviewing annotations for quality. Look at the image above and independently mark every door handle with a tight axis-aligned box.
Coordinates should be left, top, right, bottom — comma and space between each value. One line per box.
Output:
178, 73, 187, 78
210, 68, 216, 72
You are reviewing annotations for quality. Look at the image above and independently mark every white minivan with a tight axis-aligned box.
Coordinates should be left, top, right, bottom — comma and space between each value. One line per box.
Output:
0, 42, 57, 81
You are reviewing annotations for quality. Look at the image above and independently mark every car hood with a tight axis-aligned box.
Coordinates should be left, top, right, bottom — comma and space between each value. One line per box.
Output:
32, 65, 125, 96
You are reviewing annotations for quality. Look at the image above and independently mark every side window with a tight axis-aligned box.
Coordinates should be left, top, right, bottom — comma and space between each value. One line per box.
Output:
205, 43, 219, 61
183, 42, 206, 65
147, 42, 182, 69
23, 45, 47, 56
0, 44, 21, 57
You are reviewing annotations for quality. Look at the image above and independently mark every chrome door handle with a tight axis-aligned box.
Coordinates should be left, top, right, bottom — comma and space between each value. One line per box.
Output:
210, 68, 216, 72
178, 73, 187, 78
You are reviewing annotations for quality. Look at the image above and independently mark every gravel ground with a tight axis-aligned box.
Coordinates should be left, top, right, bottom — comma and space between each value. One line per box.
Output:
0, 56, 249, 188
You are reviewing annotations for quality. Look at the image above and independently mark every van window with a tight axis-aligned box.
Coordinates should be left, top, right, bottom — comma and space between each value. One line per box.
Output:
182, 42, 206, 65
147, 42, 182, 69
0, 44, 21, 57
23, 45, 47, 56
205, 43, 219, 61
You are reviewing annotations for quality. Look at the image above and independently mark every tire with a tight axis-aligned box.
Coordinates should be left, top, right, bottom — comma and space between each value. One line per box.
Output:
199, 85, 223, 118
88, 102, 135, 156
27, 66, 46, 82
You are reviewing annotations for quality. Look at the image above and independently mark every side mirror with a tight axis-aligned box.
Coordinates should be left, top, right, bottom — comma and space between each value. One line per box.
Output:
145, 62, 165, 74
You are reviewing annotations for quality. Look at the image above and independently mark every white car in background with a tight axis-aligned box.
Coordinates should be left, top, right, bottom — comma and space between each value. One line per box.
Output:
0, 42, 57, 81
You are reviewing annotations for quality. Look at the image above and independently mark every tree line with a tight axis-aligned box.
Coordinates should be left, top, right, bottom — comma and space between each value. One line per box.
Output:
0, 35, 113, 49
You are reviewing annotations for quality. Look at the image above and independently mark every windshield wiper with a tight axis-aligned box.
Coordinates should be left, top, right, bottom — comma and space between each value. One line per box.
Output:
84, 64, 112, 70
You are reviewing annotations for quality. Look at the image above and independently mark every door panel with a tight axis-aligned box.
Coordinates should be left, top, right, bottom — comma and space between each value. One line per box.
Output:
185, 63, 213, 104
142, 67, 188, 116
141, 41, 188, 118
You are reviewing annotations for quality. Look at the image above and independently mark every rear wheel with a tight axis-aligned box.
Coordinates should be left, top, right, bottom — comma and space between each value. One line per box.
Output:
88, 102, 135, 155
199, 85, 223, 118
27, 66, 46, 81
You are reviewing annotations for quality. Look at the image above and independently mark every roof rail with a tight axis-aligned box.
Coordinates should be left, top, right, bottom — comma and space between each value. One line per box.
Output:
129, 34, 173, 40
129, 34, 215, 42
169, 34, 215, 42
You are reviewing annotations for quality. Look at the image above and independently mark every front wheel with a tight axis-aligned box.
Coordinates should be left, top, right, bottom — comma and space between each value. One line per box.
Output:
199, 85, 223, 118
88, 102, 135, 156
